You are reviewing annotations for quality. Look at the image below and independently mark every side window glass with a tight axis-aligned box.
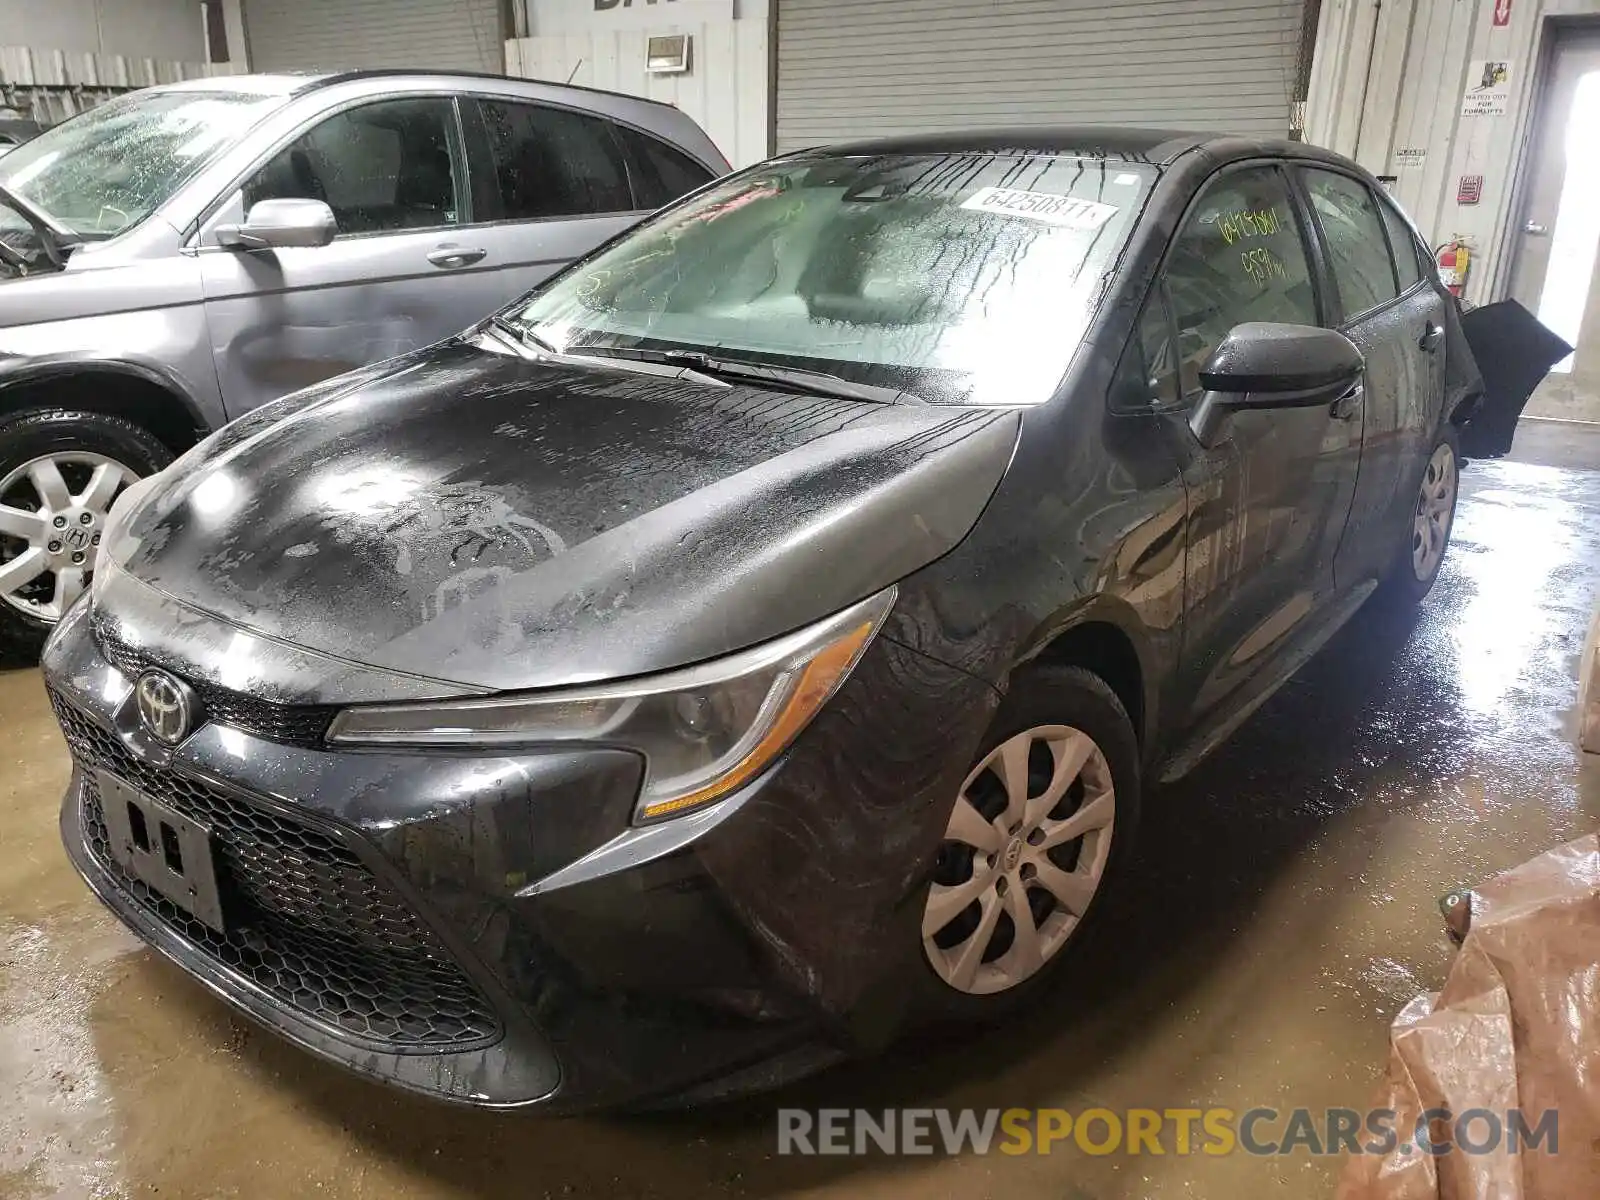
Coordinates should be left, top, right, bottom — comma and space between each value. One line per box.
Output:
611, 123, 716, 208
244, 98, 461, 235
1165, 166, 1318, 398
1378, 200, 1422, 291
476, 100, 632, 219
1112, 287, 1179, 411
1304, 169, 1399, 317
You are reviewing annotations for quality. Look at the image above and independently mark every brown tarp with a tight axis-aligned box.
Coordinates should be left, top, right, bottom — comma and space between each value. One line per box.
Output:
1337, 834, 1600, 1200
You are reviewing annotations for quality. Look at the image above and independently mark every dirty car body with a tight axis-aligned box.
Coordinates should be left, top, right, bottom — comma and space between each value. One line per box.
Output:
45, 130, 1505, 1109
0, 70, 726, 653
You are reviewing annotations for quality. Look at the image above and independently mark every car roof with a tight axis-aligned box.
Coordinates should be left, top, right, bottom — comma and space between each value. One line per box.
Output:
800, 127, 1339, 168
153, 69, 678, 111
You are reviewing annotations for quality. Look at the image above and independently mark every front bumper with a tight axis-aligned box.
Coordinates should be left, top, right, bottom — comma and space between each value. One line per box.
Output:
45, 600, 1000, 1109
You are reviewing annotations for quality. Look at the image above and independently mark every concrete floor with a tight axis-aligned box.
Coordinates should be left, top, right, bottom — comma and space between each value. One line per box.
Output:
1525, 372, 1600, 424
5, 452, 1600, 1199
1509, 413, 1600, 470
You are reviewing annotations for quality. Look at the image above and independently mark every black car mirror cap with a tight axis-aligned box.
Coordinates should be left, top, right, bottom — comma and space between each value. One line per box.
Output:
1189, 322, 1364, 447
216, 198, 338, 252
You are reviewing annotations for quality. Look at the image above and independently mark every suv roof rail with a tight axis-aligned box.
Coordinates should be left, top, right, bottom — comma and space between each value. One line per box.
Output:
299, 69, 680, 111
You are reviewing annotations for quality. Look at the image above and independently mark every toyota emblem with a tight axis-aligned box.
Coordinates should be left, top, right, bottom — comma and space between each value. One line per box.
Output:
135, 670, 194, 745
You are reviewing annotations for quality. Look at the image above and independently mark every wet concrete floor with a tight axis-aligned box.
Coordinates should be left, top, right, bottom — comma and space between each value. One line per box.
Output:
5, 450, 1600, 1199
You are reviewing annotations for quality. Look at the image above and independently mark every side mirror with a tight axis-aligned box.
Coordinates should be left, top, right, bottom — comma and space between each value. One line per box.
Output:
215, 198, 337, 251
1189, 322, 1364, 447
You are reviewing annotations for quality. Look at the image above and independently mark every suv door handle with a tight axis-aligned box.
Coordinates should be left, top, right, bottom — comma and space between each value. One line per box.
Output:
1330, 382, 1363, 420
427, 245, 486, 269
1419, 322, 1445, 352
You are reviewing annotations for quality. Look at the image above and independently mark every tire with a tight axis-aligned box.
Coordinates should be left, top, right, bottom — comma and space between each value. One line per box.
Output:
0, 407, 172, 661
1382, 426, 1461, 606
912, 664, 1142, 1024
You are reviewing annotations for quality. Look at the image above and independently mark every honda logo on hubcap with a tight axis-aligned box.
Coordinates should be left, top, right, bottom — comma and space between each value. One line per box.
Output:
135, 670, 194, 745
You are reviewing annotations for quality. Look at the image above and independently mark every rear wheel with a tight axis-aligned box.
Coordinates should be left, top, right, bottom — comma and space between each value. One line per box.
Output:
0, 408, 171, 659
916, 665, 1140, 1020
1385, 429, 1460, 605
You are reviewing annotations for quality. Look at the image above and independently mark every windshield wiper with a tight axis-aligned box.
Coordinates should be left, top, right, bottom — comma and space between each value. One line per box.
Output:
0, 183, 78, 270
488, 317, 734, 387
491, 315, 564, 356
571, 344, 923, 405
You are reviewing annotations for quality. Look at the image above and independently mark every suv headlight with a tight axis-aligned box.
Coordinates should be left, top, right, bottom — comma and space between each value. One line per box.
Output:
326, 588, 897, 823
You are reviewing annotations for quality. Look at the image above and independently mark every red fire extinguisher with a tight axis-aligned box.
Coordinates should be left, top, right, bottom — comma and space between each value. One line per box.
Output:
1436, 239, 1471, 298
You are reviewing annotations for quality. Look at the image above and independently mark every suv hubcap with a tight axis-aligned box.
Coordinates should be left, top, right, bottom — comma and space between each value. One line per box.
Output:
923, 724, 1115, 995
0, 452, 139, 622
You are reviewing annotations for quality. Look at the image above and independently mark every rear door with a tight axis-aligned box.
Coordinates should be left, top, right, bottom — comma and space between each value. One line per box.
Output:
199, 95, 506, 415
1295, 166, 1446, 588
1157, 163, 1363, 719
457, 98, 716, 305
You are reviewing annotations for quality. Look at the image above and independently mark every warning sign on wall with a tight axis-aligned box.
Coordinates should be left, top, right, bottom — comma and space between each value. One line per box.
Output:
1462, 61, 1512, 115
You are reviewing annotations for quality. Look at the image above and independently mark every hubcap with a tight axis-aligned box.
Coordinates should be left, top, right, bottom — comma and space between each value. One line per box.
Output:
923, 724, 1115, 995
1412, 443, 1457, 580
0, 452, 139, 622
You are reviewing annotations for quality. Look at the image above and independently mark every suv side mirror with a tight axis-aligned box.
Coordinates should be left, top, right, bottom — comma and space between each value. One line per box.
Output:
215, 198, 337, 251
1189, 322, 1364, 447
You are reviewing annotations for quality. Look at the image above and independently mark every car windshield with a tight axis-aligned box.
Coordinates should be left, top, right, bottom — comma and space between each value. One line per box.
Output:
509, 152, 1156, 406
0, 89, 287, 241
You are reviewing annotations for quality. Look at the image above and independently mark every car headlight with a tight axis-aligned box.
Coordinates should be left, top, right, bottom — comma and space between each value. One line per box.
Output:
326, 587, 897, 823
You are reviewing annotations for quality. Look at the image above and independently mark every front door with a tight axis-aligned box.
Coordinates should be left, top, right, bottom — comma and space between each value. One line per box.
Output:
198, 95, 507, 416
1510, 26, 1600, 415
1158, 163, 1363, 721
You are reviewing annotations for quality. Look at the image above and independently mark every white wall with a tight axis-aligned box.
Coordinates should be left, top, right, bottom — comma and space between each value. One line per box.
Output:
507, 0, 770, 167
0, 0, 205, 62
1306, 0, 1600, 303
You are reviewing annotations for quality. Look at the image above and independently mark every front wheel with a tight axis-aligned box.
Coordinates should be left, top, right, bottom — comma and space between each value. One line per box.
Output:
915, 665, 1141, 1022
1385, 429, 1460, 605
0, 407, 172, 659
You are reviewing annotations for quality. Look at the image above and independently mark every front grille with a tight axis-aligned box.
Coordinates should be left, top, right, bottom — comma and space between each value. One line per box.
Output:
52, 691, 501, 1052
93, 624, 337, 747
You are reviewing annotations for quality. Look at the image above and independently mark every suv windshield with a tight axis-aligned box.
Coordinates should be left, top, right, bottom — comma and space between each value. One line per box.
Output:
0, 89, 287, 241
510, 152, 1155, 405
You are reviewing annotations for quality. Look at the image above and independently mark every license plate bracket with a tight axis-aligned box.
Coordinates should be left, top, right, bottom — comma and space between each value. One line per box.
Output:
98, 771, 228, 933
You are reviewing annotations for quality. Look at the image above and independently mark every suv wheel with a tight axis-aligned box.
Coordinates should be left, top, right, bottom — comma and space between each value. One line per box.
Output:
0, 408, 172, 658
917, 665, 1141, 1019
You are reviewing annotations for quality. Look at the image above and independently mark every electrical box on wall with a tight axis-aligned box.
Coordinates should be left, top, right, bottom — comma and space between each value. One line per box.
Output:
646, 35, 691, 74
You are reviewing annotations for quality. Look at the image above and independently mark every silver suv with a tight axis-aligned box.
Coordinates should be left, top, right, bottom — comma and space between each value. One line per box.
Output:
0, 71, 727, 654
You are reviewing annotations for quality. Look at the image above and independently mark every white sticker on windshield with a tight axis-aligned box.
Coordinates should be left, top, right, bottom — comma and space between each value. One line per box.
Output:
958, 186, 1119, 229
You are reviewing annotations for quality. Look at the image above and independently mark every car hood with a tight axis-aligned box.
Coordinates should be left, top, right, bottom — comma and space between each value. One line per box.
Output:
100, 338, 1020, 699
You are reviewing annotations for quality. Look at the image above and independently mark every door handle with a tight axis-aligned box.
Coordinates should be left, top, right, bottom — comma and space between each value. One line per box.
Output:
1330, 382, 1363, 420
1419, 322, 1445, 352
427, 245, 487, 269
1524, 221, 1548, 236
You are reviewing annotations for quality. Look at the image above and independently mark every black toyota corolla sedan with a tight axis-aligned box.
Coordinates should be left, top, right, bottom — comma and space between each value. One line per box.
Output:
44, 129, 1494, 1109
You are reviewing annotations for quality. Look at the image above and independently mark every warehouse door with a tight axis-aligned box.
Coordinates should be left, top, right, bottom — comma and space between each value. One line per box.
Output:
244, 0, 505, 73
1509, 25, 1600, 393
774, 0, 1307, 153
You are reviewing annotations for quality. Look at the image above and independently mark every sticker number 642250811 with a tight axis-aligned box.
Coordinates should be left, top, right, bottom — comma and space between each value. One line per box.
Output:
958, 186, 1119, 230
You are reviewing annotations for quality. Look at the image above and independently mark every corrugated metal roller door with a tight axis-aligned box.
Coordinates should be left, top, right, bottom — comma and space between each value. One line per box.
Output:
245, 0, 505, 73
775, 0, 1306, 153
